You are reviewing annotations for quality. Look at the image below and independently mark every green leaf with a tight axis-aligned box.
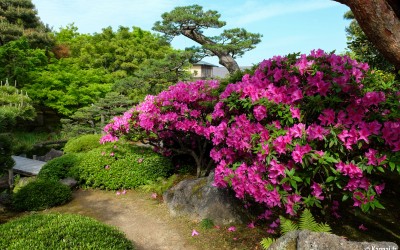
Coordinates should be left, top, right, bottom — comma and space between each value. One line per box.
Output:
389, 162, 395, 171
260, 238, 276, 249
326, 176, 335, 183
292, 176, 302, 182
279, 216, 299, 234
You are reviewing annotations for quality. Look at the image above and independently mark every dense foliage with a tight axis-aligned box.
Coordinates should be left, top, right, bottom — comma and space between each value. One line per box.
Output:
12, 179, 72, 211
63, 134, 102, 154
69, 143, 173, 190
103, 51, 400, 221
0, 213, 135, 249
37, 153, 82, 180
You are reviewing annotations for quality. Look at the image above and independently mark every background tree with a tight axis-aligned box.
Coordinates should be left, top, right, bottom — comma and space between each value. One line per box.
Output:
112, 50, 193, 102
61, 92, 134, 137
0, 0, 53, 48
153, 5, 262, 73
344, 11, 395, 73
0, 38, 48, 88
334, 0, 400, 72
26, 25, 192, 117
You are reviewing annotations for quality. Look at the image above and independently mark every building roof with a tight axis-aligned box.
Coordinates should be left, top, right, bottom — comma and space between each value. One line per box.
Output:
192, 60, 219, 67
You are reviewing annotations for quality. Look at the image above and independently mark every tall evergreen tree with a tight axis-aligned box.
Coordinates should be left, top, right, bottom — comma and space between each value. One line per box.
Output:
0, 0, 53, 48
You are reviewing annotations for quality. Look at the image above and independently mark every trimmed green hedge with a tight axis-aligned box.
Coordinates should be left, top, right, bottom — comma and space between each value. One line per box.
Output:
0, 213, 134, 249
12, 179, 72, 211
38, 153, 82, 180
63, 134, 102, 153
69, 143, 173, 190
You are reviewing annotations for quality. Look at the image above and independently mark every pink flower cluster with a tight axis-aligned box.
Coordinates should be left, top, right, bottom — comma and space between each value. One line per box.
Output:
209, 50, 398, 215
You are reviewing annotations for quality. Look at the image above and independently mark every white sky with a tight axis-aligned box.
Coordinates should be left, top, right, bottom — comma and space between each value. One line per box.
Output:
32, 0, 350, 66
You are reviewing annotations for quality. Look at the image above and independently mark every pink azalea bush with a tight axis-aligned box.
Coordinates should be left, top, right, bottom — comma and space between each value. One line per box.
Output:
209, 50, 399, 216
101, 50, 399, 219
101, 80, 219, 177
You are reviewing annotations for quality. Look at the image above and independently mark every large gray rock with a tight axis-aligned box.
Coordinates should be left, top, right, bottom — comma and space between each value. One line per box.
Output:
37, 148, 63, 162
268, 230, 399, 250
163, 172, 248, 225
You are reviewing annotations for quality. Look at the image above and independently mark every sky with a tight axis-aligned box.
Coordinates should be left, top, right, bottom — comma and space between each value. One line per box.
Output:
31, 0, 351, 67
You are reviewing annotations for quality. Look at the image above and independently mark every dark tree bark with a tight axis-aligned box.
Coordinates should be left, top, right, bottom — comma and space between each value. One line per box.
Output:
334, 0, 400, 71
182, 28, 240, 73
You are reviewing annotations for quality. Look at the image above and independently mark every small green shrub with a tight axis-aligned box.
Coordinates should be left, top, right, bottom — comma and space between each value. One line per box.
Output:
63, 134, 102, 153
38, 153, 82, 180
0, 213, 135, 249
12, 179, 72, 211
69, 143, 173, 190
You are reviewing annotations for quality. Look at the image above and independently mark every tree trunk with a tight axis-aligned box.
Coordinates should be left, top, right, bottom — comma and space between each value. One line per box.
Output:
182, 29, 241, 74
334, 0, 400, 71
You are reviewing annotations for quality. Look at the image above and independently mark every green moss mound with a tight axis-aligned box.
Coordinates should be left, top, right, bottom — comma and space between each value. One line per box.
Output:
69, 143, 173, 190
0, 213, 134, 249
63, 134, 102, 153
38, 153, 82, 180
12, 179, 72, 211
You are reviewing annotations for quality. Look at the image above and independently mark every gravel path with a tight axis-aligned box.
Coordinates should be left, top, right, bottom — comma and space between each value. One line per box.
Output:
49, 189, 198, 250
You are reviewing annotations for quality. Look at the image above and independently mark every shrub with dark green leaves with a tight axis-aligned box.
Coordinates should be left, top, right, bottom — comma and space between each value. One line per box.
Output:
69, 143, 173, 190
63, 134, 102, 153
0, 213, 135, 249
12, 179, 72, 211
38, 153, 82, 180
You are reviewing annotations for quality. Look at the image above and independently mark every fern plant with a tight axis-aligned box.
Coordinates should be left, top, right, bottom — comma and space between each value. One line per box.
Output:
260, 209, 332, 249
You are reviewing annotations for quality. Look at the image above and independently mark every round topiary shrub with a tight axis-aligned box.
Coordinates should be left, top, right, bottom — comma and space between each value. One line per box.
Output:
63, 134, 102, 154
0, 213, 135, 249
38, 153, 82, 181
68, 143, 173, 190
12, 179, 72, 211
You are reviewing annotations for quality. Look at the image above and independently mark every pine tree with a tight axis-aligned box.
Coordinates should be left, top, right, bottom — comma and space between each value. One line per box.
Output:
0, 0, 53, 48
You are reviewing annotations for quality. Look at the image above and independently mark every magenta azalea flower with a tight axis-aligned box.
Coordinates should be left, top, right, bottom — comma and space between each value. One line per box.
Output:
191, 229, 199, 236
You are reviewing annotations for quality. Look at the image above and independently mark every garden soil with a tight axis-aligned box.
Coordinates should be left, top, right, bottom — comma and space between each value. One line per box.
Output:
48, 189, 199, 250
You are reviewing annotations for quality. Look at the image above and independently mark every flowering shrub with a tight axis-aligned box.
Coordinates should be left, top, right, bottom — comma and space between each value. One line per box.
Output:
102, 50, 399, 219
101, 80, 219, 177
209, 50, 399, 217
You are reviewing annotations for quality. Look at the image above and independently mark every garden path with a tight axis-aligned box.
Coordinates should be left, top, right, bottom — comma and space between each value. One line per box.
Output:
48, 189, 199, 250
